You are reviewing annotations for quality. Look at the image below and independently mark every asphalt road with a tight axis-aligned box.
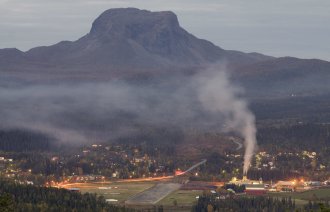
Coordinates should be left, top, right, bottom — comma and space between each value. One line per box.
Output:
125, 183, 182, 205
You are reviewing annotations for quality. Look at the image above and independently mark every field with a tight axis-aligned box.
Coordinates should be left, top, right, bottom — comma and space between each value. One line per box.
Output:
157, 190, 203, 206
267, 188, 330, 206
63, 181, 330, 211
64, 181, 155, 204
63, 181, 204, 211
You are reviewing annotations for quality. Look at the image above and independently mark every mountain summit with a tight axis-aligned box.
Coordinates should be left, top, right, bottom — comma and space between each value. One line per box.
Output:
90, 8, 180, 42
0, 8, 329, 97
0, 8, 269, 79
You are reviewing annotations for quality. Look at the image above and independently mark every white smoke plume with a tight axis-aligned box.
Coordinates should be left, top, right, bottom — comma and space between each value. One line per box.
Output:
197, 66, 257, 175
0, 64, 257, 173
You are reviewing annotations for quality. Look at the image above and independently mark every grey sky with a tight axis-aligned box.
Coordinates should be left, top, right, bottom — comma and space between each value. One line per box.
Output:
0, 0, 329, 60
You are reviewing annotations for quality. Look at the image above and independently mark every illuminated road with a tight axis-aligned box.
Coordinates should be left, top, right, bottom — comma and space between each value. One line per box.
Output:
176, 159, 207, 176
58, 176, 174, 188
57, 159, 207, 188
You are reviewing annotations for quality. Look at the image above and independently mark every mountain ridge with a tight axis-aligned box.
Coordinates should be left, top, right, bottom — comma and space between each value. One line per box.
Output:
0, 8, 329, 98
0, 8, 272, 76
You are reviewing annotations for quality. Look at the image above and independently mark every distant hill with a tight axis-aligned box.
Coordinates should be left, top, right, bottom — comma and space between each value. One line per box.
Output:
232, 57, 330, 98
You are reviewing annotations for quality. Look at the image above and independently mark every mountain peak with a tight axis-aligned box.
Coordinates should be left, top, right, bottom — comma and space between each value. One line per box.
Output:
0, 8, 274, 79
89, 8, 180, 38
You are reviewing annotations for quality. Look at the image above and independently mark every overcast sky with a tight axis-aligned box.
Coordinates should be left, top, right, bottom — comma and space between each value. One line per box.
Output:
1, 0, 329, 60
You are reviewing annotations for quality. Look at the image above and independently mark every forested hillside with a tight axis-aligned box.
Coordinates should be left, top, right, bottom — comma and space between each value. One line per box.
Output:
0, 129, 54, 152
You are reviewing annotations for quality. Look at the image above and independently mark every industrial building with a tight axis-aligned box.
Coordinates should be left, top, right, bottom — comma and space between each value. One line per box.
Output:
245, 184, 266, 195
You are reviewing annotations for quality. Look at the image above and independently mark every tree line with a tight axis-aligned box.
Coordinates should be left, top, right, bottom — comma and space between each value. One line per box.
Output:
193, 194, 330, 212
0, 179, 135, 212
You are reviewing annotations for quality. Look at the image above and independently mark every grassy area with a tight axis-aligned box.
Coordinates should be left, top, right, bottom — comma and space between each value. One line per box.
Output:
64, 181, 202, 207
65, 181, 330, 211
65, 182, 155, 204
268, 188, 330, 200
157, 190, 203, 206
64, 182, 201, 212
267, 188, 330, 207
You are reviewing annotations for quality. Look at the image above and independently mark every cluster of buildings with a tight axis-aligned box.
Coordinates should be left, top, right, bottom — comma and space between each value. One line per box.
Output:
0, 156, 17, 178
229, 176, 330, 195
0, 156, 37, 185
47, 174, 106, 187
